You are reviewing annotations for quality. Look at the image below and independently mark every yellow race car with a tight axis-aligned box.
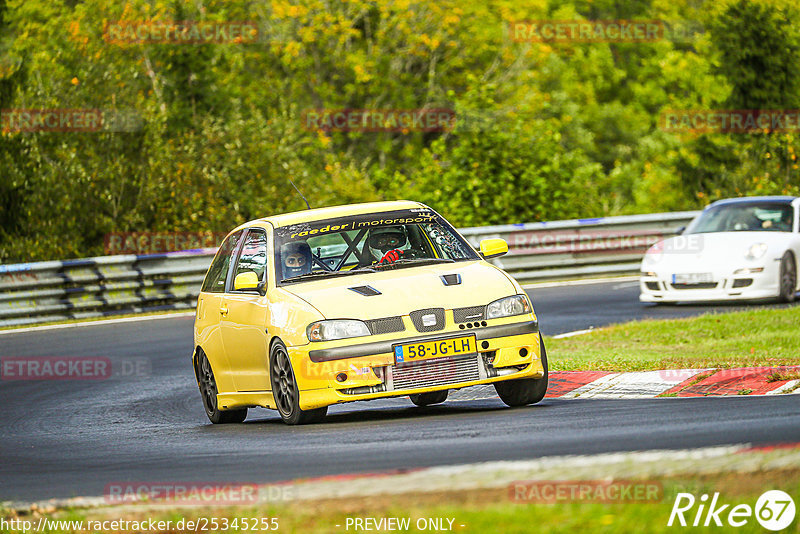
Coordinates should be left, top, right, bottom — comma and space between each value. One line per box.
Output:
193, 201, 547, 425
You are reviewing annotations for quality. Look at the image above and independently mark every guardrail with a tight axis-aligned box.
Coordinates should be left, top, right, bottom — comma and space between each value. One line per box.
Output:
0, 211, 699, 327
459, 210, 699, 282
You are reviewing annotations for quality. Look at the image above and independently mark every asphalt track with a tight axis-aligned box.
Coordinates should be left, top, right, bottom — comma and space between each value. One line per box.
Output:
2, 280, 799, 502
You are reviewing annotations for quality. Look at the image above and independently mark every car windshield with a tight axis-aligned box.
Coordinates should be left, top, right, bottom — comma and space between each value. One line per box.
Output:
273, 208, 479, 284
685, 202, 794, 234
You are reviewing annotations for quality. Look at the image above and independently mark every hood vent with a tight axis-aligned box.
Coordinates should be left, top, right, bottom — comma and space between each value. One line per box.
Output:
440, 274, 462, 286
349, 285, 381, 296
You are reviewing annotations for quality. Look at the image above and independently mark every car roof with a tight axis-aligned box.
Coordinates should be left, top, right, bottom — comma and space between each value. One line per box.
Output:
242, 200, 428, 230
708, 196, 797, 208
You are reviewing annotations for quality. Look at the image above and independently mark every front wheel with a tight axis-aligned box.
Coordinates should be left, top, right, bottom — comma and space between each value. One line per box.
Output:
270, 340, 327, 425
779, 252, 797, 303
410, 390, 448, 406
494, 337, 549, 407
195, 350, 247, 424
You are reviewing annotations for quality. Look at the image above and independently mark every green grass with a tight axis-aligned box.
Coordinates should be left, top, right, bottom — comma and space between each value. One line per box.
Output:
548, 306, 800, 372
5, 471, 798, 534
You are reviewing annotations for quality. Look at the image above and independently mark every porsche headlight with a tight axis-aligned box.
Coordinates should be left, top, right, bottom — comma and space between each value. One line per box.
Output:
745, 243, 768, 260
307, 320, 370, 342
486, 295, 531, 319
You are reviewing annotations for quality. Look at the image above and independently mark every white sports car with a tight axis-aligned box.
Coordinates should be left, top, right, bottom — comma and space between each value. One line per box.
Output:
640, 196, 800, 303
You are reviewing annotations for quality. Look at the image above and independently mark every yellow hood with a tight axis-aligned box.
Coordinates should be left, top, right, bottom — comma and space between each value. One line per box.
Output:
282, 261, 517, 319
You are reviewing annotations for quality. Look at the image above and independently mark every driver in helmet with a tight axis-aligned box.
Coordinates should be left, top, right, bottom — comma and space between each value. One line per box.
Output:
367, 226, 409, 264
280, 241, 312, 279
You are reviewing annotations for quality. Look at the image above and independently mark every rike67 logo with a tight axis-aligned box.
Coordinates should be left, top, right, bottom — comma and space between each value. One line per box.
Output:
668, 490, 795, 531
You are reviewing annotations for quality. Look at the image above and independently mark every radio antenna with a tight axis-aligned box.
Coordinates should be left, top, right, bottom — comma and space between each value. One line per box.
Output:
290, 180, 311, 210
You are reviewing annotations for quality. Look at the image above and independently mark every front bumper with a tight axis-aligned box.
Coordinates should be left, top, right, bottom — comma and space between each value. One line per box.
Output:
289, 318, 543, 410
639, 260, 781, 303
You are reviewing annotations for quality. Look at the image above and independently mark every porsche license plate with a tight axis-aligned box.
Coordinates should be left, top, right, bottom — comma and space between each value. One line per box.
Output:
672, 273, 714, 284
393, 335, 477, 364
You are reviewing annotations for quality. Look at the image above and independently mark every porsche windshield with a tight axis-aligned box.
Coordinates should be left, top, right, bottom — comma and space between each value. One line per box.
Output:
685, 202, 794, 234
273, 209, 479, 284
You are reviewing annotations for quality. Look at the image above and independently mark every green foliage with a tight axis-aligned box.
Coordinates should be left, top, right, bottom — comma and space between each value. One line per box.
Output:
1, 0, 800, 262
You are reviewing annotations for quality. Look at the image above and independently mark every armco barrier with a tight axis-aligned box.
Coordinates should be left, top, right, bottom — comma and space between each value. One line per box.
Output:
0, 211, 698, 327
0, 250, 216, 327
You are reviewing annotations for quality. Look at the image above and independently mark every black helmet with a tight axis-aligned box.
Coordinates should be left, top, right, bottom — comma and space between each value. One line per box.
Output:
281, 241, 312, 279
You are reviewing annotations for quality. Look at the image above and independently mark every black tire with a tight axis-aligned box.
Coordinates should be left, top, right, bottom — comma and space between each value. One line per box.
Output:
195, 350, 247, 424
270, 340, 328, 425
410, 390, 448, 406
494, 337, 549, 407
779, 252, 797, 303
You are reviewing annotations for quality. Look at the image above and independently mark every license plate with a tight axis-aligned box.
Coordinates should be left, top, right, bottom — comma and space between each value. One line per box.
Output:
672, 273, 714, 284
393, 335, 477, 364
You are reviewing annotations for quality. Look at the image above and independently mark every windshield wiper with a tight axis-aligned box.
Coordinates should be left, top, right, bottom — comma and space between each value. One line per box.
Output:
373, 258, 455, 270
281, 268, 375, 284
349, 266, 377, 273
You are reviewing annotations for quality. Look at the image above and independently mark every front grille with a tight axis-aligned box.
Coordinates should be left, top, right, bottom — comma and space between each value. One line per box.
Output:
732, 278, 753, 288
365, 316, 405, 335
392, 355, 480, 391
671, 283, 718, 290
409, 308, 445, 332
645, 281, 660, 291
453, 305, 485, 323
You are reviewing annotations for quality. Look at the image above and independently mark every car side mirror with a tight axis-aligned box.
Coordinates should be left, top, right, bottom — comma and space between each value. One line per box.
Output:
675, 226, 686, 235
233, 271, 264, 295
479, 238, 509, 259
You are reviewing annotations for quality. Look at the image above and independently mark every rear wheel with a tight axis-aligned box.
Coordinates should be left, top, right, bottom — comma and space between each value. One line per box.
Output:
779, 252, 797, 303
270, 340, 327, 425
494, 337, 549, 407
410, 390, 448, 406
195, 350, 247, 424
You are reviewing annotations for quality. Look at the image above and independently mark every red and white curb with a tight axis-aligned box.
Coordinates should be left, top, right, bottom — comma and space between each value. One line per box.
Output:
452, 366, 800, 401
549, 366, 800, 398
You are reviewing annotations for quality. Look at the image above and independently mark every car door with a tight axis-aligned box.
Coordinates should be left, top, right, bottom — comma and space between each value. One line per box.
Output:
219, 227, 271, 392
196, 230, 244, 394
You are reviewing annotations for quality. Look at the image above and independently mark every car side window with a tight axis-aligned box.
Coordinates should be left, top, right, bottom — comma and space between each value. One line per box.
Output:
201, 231, 243, 293
233, 229, 268, 283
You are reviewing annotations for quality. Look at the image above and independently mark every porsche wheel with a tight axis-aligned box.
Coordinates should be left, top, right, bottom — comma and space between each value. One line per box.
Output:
779, 252, 797, 303
494, 337, 549, 407
195, 350, 247, 424
270, 340, 327, 425
410, 390, 448, 406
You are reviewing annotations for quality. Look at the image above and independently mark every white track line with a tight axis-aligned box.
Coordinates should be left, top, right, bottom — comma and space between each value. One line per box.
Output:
0, 312, 196, 335
552, 328, 595, 339
524, 275, 639, 289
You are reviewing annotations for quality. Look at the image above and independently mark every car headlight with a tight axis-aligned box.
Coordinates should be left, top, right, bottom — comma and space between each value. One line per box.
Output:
745, 243, 768, 260
307, 319, 370, 342
486, 295, 531, 319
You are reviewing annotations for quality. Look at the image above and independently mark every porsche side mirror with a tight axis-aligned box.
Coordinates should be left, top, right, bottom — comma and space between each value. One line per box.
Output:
676, 226, 686, 235
479, 238, 509, 260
